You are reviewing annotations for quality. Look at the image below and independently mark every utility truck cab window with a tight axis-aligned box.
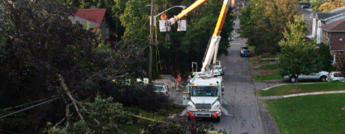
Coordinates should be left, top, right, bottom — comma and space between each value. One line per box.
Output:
191, 86, 218, 97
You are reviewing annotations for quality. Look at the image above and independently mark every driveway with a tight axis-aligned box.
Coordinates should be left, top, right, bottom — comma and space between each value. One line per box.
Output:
213, 18, 279, 134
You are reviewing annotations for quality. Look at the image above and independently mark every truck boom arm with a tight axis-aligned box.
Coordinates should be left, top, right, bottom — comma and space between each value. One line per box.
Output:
201, 0, 232, 72
168, 0, 209, 25
167, 0, 235, 72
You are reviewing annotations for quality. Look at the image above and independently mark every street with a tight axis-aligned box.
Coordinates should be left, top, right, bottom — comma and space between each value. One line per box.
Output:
213, 18, 279, 134
214, 37, 264, 134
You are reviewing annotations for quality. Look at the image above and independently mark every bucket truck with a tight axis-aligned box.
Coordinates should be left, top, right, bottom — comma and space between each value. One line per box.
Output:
167, 0, 235, 121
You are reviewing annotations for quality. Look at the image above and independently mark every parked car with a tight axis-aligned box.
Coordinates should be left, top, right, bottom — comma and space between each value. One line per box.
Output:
299, 2, 311, 9
153, 83, 169, 95
240, 47, 250, 57
327, 71, 345, 82
284, 71, 329, 83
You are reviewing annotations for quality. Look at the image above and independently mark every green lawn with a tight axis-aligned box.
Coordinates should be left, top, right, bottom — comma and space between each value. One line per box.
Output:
250, 55, 282, 82
254, 73, 282, 82
266, 94, 345, 134
260, 82, 345, 96
258, 64, 279, 70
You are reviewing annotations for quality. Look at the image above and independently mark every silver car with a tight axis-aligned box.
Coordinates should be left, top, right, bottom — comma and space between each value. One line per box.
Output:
327, 71, 345, 82
284, 71, 329, 83
153, 83, 169, 95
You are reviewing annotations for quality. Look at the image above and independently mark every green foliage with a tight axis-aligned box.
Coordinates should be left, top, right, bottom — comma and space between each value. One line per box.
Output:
47, 96, 212, 134
0, 0, 96, 106
240, 0, 299, 54
319, 0, 345, 12
120, 0, 149, 43
0, 0, 146, 133
280, 16, 308, 46
279, 16, 321, 76
335, 53, 345, 75
109, 85, 172, 112
160, 0, 233, 74
255, 73, 282, 82
279, 40, 321, 76
318, 43, 334, 71
47, 97, 127, 134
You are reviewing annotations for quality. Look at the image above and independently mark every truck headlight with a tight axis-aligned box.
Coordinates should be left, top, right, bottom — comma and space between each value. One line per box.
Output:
187, 101, 197, 111
211, 101, 221, 111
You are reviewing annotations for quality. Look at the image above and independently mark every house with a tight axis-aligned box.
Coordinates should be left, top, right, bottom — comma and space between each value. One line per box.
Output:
309, 7, 345, 44
69, 8, 110, 41
321, 19, 345, 64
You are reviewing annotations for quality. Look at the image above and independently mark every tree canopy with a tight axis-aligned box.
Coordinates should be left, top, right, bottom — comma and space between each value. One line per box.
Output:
279, 16, 322, 77
240, 0, 299, 54
319, 0, 345, 12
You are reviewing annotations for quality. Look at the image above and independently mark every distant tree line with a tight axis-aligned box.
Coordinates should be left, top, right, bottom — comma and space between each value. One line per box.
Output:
240, 0, 299, 54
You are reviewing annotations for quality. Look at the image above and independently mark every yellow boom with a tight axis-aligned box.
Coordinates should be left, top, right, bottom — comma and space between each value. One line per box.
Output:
213, 0, 231, 36
169, 0, 209, 24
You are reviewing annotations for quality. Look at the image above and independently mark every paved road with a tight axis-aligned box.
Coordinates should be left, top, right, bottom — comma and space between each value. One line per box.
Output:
214, 18, 279, 134
214, 37, 265, 134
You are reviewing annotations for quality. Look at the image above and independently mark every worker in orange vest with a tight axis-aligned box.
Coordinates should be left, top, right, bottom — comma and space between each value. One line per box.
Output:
177, 73, 182, 89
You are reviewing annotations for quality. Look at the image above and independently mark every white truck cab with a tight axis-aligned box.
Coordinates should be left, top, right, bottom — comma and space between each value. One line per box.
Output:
186, 75, 223, 122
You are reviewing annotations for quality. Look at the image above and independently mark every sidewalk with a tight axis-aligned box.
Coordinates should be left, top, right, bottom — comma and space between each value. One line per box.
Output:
260, 90, 345, 100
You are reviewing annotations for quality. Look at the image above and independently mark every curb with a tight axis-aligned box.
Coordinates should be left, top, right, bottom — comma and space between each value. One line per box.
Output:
260, 82, 326, 91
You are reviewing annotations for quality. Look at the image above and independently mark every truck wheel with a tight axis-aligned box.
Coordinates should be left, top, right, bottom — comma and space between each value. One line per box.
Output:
187, 116, 192, 121
213, 117, 220, 123
188, 116, 195, 122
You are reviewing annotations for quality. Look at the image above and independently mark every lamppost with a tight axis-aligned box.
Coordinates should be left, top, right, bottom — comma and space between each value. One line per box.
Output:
148, 0, 154, 82
148, 3, 186, 82
152, 5, 187, 28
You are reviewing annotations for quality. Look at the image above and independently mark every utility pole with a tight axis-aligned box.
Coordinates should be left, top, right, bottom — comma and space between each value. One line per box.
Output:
149, 0, 155, 82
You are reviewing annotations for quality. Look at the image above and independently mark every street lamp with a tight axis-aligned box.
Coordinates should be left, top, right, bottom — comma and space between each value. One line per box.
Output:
151, 5, 187, 27
149, 5, 187, 33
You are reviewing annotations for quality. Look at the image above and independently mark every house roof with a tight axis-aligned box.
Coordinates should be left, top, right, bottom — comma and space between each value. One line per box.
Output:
321, 19, 345, 32
317, 7, 345, 20
74, 8, 106, 27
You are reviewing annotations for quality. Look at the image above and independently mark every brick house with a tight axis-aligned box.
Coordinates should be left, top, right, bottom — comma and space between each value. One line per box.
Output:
321, 19, 345, 64
69, 8, 110, 41
309, 7, 345, 44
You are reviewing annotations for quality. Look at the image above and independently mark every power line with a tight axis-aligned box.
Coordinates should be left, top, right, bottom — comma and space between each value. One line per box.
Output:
0, 97, 59, 119
1, 96, 57, 112
0, 129, 19, 134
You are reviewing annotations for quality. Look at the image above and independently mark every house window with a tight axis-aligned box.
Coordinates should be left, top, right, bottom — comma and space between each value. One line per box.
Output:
334, 72, 344, 77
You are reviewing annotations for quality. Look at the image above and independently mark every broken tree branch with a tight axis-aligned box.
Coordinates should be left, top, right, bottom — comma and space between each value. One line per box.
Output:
57, 73, 84, 121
